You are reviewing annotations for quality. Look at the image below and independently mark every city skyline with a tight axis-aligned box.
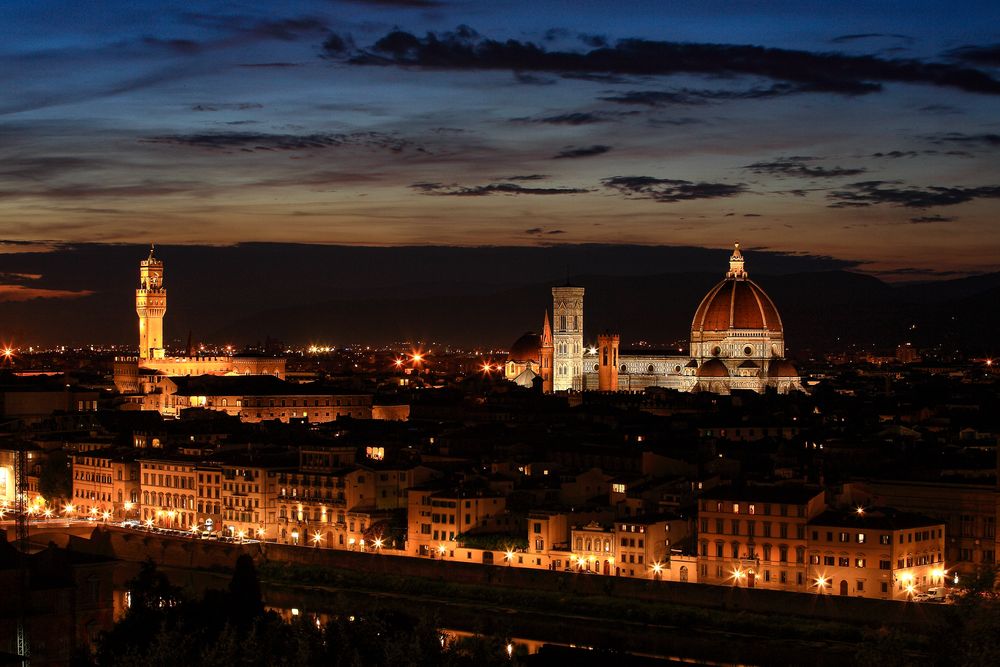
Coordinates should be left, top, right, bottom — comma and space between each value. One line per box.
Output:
2, 0, 1000, 282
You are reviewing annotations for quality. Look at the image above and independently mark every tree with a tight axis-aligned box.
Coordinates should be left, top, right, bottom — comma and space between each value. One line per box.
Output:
38, 449, 71, 502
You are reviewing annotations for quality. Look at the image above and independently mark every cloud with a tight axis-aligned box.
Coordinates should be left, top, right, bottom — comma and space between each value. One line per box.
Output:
411, 181, 590, 196
142, 131, 417, 153
504, 174, 549, 181
602, 176, 746, 203
869, 150, 921, 158
923, 132, 1000, 148
598, 82, 876, 107
334, 27, 1000, 96
743, 157, 866, 178
0, 272, 42, 281
512, 112, 609, 125
340, 0, 445, 6
828, 180, 1000, 208
0, 284, 94, 302
513, 72, 557, 85
917, 104, 961, 114
552, 144, 612, 159
909, 215, 956, 223
191, 103, 263, 112
179, 14, 329, 42
830, 33, 914, 44
141, 37, 203, 54
947, 44, 1000, 66
237, 62, 303, 68
524, 227, 566, 235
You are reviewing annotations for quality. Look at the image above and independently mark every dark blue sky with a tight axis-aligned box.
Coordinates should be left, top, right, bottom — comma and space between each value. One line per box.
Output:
2, 0, 999, 290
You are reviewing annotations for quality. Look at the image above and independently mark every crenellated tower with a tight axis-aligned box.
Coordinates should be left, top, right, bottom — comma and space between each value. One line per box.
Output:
552, 285, 584, 391
539, 310, 554, 393
597, 331, 620, 391
136, 245, 166, 359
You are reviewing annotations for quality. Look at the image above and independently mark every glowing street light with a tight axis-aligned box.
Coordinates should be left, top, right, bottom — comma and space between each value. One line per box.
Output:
43, 508, 54, 519
855, 506, 865, 516
373, 537, 384, 550
311, 532, 323, 546
504, 549, 514, 566
814, 575, 829, 590
190, 523, 200, 534
651, 562, 663, 577
437, 543, 447, 557
145, 518, 155, 529
256, 527, 265, 538
123, 501, 134, 512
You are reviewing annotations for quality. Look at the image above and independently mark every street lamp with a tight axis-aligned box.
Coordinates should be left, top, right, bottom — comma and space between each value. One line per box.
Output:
504, 549, 514, 566
312, 532, 322, 547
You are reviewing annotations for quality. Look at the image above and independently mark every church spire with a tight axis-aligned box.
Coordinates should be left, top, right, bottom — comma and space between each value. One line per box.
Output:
541, 309, 553, 346
148, 243, 156, 261
726, 241, 747, 279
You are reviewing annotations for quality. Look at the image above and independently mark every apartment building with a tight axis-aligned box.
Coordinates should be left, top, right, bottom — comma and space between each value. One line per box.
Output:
807, 508, 947, 600
696, 486, 826, 591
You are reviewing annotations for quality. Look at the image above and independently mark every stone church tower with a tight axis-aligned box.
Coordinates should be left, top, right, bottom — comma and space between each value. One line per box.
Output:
552, 285, 584, 391
136, 245, 166, 359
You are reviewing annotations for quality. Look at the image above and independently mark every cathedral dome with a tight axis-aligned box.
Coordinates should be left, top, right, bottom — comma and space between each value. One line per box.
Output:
508, 332, 542, 362
692, 278, 782, 333
767, 359, 799, 377
691, 243, 782, 334
696, 358, 730, 378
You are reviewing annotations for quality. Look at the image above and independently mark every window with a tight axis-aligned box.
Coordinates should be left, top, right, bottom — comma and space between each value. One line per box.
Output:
839, 532, 850, 543
879, 534, 891, 545
824, 556, 835, 566
857, 533, 866, 544
855, 558, 866, 568
748, 504, 755, 515
857, 580, 864, 592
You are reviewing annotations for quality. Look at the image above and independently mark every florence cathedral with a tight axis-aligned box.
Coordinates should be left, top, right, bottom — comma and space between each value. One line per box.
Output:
505, 243, 802, 395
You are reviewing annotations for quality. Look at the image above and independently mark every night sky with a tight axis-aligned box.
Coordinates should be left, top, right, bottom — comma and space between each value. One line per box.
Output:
3, 0, 1000, 293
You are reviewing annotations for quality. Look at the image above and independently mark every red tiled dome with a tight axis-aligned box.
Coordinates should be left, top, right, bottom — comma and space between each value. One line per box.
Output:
767, 359, 798, 377
696, 358, 730, 378
692, 278, 782, 333
508, 332, 542, 362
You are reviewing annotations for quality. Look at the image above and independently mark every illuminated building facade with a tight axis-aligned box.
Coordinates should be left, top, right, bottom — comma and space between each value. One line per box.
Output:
807, 509, 947, 600
697, 486, 824, 591
69, 451, 140, 521
552, 285, 585, 391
